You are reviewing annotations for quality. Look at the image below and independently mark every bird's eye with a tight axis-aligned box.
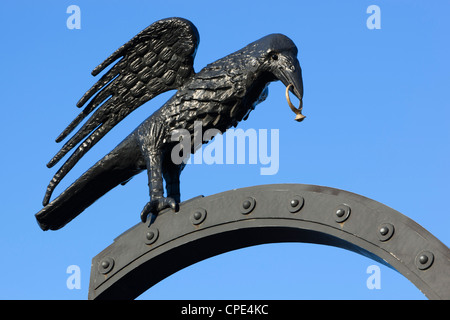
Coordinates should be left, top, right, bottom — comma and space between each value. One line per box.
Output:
271, 53, 279, 61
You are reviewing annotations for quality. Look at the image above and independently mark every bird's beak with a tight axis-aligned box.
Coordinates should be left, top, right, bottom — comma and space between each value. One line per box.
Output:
274, 57, 305, 122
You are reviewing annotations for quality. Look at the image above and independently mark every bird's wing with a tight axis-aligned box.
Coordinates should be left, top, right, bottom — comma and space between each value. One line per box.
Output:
43, 17, 199, 205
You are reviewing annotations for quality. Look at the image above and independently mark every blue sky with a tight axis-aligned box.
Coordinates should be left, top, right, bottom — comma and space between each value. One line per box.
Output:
1, 1, 449, 300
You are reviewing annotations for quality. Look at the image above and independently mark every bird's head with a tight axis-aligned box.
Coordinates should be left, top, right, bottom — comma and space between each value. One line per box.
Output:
251, 34, 305, 121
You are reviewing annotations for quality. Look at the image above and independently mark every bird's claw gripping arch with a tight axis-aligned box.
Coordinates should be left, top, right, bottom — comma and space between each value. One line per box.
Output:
140, 197, 179, 223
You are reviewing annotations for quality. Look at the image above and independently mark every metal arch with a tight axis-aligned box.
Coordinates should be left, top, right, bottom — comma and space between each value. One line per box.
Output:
88, 184, 450, 300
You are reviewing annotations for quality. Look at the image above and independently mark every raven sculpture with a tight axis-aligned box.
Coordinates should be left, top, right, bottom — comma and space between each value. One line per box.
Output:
35, 17, 304, 231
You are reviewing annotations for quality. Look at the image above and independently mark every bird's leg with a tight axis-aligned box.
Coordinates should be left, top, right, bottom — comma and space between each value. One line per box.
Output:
162, 157, 186, 204
140, 151, 178, 223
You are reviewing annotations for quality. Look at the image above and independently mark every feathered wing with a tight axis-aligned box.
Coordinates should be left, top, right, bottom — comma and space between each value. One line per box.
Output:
42, 17, 199, 206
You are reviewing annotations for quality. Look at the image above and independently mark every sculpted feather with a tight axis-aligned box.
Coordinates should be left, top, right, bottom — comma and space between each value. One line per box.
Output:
36, 17, 304, 231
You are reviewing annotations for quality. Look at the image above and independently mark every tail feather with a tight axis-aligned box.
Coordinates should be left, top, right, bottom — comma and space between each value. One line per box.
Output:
36, 136, 145, 231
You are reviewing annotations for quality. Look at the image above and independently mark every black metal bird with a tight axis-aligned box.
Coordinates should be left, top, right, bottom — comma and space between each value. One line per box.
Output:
35, 17, 304, 231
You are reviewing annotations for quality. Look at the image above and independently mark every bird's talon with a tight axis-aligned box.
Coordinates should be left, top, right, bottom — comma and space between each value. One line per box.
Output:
140, 197, 178, 223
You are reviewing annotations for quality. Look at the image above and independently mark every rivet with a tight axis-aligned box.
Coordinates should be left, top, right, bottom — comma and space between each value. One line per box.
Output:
243, 200, 252, 210
334, 204, 351, 223
377, 223, 394, 241
336, 209, 345, 217
190, 208, 207, 225
288, 195, 304, 213
145, 227, 159, 245
193, 211, 202, 220
419, 255, 428, 264
415, 250, 434, 270
99, 257, 114, 274
241, 197, 256, 215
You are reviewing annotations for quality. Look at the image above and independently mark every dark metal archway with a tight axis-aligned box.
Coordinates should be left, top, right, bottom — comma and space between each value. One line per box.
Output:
88, 184, 450, 300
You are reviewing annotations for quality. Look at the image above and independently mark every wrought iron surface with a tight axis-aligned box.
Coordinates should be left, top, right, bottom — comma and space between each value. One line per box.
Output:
88, 184, 450, 300
35, 17, 305, 231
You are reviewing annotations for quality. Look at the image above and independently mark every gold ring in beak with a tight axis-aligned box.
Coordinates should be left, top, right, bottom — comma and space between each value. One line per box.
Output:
286, 84, 306, 122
